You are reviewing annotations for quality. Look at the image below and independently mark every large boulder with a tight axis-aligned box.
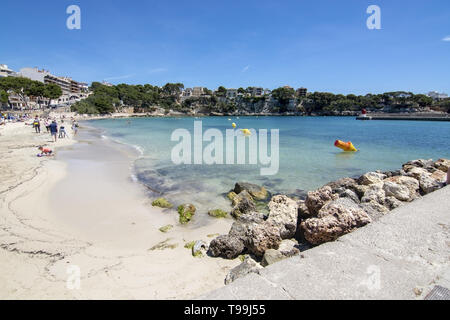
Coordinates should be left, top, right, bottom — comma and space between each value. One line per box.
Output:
353, 184, 369, 199
245, 221, 282, 256
224, 256, 263, 285
357, 172, 387, 185
359, 200, 390, 221
403, 159, 434, 169
382, 181, 411, 201
434, 158, 450, 172
231, 190, 256, 218
403, 167, 444, 194
261, 249, 286, 267
277, 239, 301, 257
340, 189, 360, 204
301, 198, 372, 245
266, 195, 299, 239
384, 196, 403, 210
234, 182, 269, 201
208, 235, 245, 259
431, 170, 447, 183
384, 176, 420, 199
405, 166, 430, 180
326, 177, 358, 194
361, 183, 385, 204
305, 186, 338, 216
297, 200, 311, 218
418, 174, 445, 194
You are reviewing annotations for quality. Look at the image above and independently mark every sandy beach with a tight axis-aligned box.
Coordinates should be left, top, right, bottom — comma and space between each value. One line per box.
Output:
0, 121, 240, 299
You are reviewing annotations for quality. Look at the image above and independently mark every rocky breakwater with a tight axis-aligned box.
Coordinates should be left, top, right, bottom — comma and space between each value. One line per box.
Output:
208, 159, 449, 284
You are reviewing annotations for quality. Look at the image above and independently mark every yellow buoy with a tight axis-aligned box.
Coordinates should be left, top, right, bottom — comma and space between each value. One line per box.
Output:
232, 123, 237, 128
240, 129, 251, 136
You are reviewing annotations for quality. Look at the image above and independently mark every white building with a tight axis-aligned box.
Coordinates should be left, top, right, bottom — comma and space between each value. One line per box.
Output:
182, 88, 193, 97
101, 81, 114, 87
192, 87, 204, 96
19, 67, 88, 106
427, 91, 448, 100
0, 64, 16, 77
251, 87, 264, 97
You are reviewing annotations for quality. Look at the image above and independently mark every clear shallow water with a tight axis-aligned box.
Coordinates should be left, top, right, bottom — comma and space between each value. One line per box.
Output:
88, 116, 450, 213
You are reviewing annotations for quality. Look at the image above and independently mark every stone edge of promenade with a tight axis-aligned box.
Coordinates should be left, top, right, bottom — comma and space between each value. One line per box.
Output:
200, 185, 450, 300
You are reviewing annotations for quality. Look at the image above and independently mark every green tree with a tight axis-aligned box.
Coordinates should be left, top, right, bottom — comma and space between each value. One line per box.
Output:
0, 89, 8, 106
0, 77, 36, 108
272, 87, 295, 103
162, 83, 184, 96
44, 83, 62, 106
413, 94, 433, 108
271, 87, 295, 112
216, 86, 227, 97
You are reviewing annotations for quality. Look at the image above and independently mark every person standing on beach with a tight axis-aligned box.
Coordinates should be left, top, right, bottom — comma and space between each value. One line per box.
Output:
45, 119, 50, 133
33, 116, 41, 133
72, 120, 79, 136
49, 120, 58, 142
59, 120, 68, 138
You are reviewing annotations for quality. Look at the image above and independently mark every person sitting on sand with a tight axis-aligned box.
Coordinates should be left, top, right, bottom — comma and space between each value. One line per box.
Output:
38, 146, 53, 156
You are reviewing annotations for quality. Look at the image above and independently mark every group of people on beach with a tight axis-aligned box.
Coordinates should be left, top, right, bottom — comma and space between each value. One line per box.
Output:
31, 116, 79, 142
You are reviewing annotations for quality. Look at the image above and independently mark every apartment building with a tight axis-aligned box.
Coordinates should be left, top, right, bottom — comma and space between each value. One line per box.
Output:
19, 67, 87, 95
192, 87, 204, 96
251, 87, 264, 97
296, 87, 308, 97
0, 64, 16, 78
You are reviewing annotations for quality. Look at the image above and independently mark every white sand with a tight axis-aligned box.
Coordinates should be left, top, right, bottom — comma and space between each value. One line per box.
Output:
0, 121, 239, 299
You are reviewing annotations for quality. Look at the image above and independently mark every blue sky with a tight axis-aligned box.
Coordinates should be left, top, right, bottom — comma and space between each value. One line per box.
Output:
1, 0, 449, 94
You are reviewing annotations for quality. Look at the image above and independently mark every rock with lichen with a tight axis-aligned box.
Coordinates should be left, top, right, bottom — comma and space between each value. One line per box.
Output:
234, 182, 269, 201
208, 209, 228, 218
151, 198, 173, 208
178, 204, 196, 224
159, 225, 173, 233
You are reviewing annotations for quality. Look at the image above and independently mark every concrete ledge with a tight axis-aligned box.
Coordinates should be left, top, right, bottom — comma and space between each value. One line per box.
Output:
200, 186, 450, 300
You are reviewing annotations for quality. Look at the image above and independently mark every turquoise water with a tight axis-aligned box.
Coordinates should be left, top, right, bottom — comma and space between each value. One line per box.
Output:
88, 116, 450, 213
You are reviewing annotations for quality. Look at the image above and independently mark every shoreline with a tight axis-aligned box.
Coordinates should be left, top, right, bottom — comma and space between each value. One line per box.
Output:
0, 122, 240, 299
4, 109, 448, 123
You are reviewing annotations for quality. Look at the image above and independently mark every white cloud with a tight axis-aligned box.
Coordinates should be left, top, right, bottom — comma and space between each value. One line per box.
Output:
242, 65, 250, 73
103, 74, 134, 81
442, 36, 450, 41
149, 68, 167, 73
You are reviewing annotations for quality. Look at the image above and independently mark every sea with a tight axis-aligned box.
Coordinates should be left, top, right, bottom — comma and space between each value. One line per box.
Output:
88, 116, 450, 214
